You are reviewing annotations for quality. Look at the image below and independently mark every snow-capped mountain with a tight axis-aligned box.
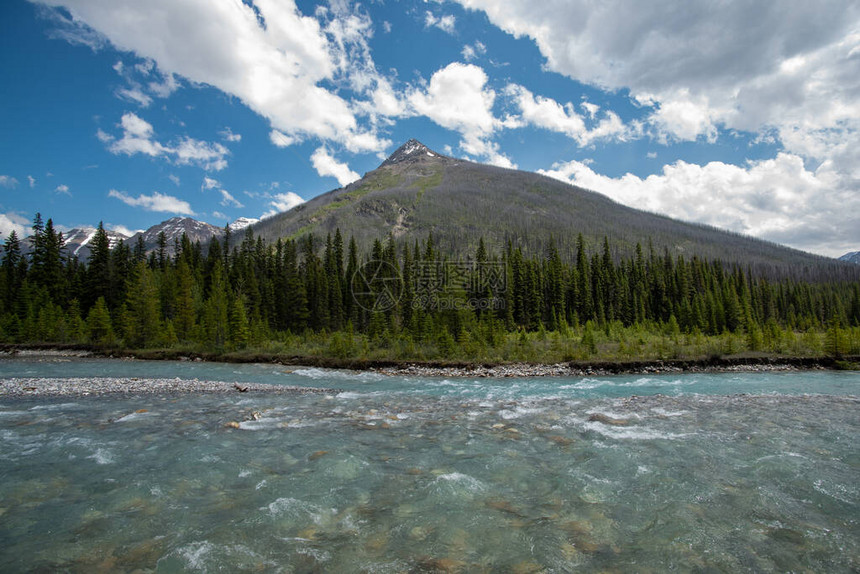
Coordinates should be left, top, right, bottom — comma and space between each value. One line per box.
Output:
228, 217, 259, 233
379, 138, 440, 167
62, 226, 130, 259
20, 225, 130, 260
128, 216, 224, 254
839, 251, 860, 264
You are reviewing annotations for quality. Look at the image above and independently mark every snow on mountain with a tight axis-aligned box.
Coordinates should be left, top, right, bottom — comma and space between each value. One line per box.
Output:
129, 217, 224, 254
839, 251, 860, 264
379, 139, 440, 167
20, 226, 130, 260
228, 217, 259, 233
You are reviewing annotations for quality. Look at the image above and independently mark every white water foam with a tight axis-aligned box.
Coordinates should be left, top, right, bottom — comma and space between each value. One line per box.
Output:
294, 368, 385, 382
87, 447, 115, 464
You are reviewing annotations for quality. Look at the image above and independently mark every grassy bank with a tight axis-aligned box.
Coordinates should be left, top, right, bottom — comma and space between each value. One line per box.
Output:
3, 323, 859, 374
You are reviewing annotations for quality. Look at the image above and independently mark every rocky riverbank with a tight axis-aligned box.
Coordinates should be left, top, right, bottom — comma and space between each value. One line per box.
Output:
0, 377, 339, 399
374, 360, 809, 378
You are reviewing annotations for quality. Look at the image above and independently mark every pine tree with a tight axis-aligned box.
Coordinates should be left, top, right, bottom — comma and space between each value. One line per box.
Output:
125, 262, 161, 347
86, 296, 115, 345
174, 258, 196, 341
86, 222, 112, 309
202, 260, 229, 346
228, 294, 250, 347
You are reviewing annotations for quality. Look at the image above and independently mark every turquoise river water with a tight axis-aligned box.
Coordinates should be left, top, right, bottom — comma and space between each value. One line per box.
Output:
0, 357, 858, 572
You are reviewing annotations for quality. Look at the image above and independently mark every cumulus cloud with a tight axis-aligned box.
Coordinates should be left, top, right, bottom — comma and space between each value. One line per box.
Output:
112, 57, 179, 107
219, 189, 243, 208
504, 84, 629, 146
219, 127, 241, 142
55, 184, 71, 196
27, 175, 36, 188
425, 12, 456, 34
454, 1, 860, 156
99, 112, 230, 170
540, 153, 859, 257
461, 41, 486, 62
0, 212, 30, 240
38, 0, 391, 153
455, 0, 860, 252
0, 176, 18, 188
408, 62, 513, 167
108, 223, 142, 237
108, 189, 194, 215
269, 130, 296, 148
261, 191, 305, 219
310, 147, 360, 186
201, 177, 220, 191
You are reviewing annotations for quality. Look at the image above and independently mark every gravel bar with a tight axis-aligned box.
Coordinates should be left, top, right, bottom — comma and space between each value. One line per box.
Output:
376, 362, 802, 378
0, 377, 341, 398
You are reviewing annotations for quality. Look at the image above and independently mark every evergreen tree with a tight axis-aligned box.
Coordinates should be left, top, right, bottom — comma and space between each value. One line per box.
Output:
86, 296, 115, 345
125, 262, 161, 347
86, 222, 112, 309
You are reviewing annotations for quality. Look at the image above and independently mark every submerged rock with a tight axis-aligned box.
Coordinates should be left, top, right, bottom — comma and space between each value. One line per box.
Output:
587, 413, 630, 426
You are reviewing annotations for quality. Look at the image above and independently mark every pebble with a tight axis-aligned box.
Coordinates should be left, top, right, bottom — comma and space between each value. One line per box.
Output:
376, 361, 799, 378
0, 377, 339, 399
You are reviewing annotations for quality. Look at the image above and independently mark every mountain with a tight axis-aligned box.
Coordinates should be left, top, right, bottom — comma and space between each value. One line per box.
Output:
62, 226, 130, 260
20, 225, 130, 261
250, 139, 849, 277
228, 217, 259, 233
128, 216, 224, 254
839, 251, 860, 264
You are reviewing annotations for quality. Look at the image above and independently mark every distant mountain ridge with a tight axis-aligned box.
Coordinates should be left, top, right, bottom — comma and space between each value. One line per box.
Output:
248, 139, 851, 278
17, 139, 856, 280
840, 251, 860, 264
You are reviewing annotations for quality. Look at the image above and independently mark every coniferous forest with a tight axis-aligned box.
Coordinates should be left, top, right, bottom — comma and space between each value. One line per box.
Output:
2, 213, 860, 364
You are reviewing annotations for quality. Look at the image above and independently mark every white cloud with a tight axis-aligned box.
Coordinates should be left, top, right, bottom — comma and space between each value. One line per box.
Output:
261, 191, 305, 219
540, 153, 860, 257
38, 0, 390, 153
219, 189, 243, 208
504, 84, 629, 146
461, 40, 486, 61
425, 12, 456, 34
37, 3, 105, 50
201, 176, 220, 191
172, 138, 229, 171
168, 174, 180, 186
0, 212, 30, 240
108, 223, 143, 237
108, 189, 194, 215
454, 0, 860, 158
219, 127, 242, 142
55, 184, 71, 196
212, 210, 229, 220
409, 62, 513, 166
269, 130, 296, 148
0, 176, 18, 188
112, 57, 179, 107
310, 147, 360, 186
454, 0, 860, 253
27, 175, 36, 188
99, 112, 230, 171
116, 87, 152, 107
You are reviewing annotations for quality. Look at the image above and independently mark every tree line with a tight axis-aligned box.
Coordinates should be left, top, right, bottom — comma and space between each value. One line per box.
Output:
1, 213, 858, 357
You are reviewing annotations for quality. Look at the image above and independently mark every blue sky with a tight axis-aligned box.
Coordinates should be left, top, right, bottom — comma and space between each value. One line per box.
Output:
1, 0, 858, 256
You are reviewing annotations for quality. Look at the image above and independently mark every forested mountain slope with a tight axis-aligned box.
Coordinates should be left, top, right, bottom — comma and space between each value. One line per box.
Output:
252, 140, 850, 280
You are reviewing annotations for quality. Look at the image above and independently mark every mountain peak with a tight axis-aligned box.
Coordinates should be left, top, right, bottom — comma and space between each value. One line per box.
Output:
380, 139, 439, 167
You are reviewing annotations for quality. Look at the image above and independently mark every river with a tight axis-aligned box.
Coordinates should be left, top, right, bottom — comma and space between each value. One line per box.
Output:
0, 356, 858, 572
